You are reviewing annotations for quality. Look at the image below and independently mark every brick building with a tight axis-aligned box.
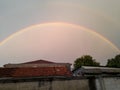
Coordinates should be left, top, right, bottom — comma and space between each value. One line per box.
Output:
0, 60, 72, 77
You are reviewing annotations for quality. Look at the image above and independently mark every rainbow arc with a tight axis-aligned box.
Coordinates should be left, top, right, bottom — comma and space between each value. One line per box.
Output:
0, 22, 120, 53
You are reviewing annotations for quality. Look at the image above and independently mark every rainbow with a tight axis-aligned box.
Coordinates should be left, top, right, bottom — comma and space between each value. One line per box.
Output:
0, 22, 120, 53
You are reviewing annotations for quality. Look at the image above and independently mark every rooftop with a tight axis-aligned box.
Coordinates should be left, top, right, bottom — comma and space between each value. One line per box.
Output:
73, 66, 120, 76
4, 59, 71, 68
22, 59, 55, 64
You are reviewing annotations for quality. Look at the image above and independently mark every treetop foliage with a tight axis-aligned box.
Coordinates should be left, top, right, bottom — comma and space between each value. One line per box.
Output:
73, 55, 100, 69
106, 54, 120, 67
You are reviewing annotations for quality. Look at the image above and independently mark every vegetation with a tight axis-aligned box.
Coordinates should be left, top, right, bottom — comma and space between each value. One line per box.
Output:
73, 54, 120, 69
106, 54, 120, 67
73, 55, 100, 69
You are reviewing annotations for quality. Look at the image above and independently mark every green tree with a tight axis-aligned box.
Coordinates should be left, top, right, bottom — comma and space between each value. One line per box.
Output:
73, 55, 100, 69
106, 54, 120, 67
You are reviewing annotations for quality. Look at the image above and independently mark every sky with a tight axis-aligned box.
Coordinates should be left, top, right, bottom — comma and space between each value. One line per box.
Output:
0, 0, 120, 66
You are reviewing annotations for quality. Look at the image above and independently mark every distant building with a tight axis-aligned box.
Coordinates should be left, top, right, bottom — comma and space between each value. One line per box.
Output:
73, 66, 120, 76
1, 63, 120, 90
4, 59, 71, 68
0, 60, 72, 77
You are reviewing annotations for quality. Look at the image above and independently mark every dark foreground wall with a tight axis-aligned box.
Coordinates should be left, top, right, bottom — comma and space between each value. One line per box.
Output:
95, 76, 120, 90
0, 78, 89, 90
0, 76, 120, 90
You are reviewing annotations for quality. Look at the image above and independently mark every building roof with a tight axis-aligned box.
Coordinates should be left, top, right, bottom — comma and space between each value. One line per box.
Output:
4, 60, 71, 68
0, 67, 72, 78
81, 66, 120, 74
73, 66, 120, 76
22, 60, 55, 64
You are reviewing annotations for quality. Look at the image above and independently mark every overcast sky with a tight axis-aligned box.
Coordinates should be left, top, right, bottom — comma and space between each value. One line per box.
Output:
0, 0, 120, 66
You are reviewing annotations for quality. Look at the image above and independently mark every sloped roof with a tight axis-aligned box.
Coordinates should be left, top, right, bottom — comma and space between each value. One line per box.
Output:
22, 60, 55, 64
0, 67, 72, 78
4, 59, 71, 68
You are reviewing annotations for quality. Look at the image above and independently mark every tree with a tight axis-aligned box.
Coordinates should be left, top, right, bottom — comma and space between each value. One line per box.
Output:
106, 54, 120, 67
73, 55, 100, 69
